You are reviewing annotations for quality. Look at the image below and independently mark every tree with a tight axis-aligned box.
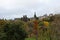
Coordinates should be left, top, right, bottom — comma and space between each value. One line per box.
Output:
0, 21, 27, 40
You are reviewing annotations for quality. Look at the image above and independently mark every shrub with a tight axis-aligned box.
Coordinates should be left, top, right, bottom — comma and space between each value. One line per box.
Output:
0, 22, 27, 40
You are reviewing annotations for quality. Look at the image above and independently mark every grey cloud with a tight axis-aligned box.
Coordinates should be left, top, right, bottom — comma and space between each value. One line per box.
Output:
0, 0, 60, 19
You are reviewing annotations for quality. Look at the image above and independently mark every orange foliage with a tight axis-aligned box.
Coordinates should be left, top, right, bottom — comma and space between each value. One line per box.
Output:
33, 20, 38, 30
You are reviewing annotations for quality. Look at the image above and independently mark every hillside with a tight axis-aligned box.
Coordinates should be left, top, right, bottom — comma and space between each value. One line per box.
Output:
0, 14, 60, 40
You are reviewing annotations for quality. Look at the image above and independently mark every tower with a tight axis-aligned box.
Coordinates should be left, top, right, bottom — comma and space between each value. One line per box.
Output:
34, 12, 37, 19
34, 12, 38, 20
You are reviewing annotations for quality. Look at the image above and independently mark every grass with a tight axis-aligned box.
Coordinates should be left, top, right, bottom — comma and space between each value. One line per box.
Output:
25, 37, 36, 40
25, 37, 50, 40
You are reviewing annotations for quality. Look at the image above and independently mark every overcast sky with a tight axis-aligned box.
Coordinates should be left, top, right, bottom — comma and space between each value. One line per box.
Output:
0, 0, 60, 19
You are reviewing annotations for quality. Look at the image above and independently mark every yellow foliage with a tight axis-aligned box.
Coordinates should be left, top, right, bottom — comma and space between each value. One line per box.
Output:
0, 20, 6, 25
44, 21, 49, 27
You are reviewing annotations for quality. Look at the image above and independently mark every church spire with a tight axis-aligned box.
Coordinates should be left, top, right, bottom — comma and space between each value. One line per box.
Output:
34, 12, 38, 20
34, 12, 37, 18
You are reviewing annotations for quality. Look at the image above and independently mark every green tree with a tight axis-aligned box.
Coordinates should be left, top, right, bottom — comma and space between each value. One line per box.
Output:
0, 20, 27, 40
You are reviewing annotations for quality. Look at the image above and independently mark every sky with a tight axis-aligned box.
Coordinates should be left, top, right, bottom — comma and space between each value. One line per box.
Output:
0, 0, 60, 19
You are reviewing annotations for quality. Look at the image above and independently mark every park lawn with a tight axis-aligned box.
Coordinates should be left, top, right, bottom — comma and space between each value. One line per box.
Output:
25, 37, 36, 40
25, 37, 50, 40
